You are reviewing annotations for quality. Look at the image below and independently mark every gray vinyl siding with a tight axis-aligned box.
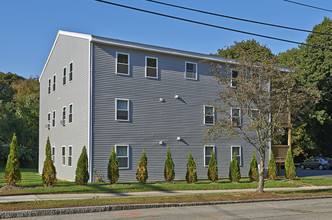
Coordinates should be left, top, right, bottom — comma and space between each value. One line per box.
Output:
92, 43, 256, 181
39, 34, 90, 181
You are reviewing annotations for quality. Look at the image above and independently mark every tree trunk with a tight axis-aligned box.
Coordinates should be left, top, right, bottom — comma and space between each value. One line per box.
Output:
257, 151, 265, 193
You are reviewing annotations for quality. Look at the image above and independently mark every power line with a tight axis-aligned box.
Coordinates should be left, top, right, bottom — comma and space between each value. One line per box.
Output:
147, 0, 332, 36
284, 0, 332, 13
94, 0, 332, 51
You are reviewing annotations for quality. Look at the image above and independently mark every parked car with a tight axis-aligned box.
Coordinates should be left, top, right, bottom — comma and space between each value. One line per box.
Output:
300, 157, 332, 170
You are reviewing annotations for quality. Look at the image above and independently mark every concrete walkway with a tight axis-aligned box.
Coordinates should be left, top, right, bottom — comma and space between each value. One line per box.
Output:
1, 185, 332, 203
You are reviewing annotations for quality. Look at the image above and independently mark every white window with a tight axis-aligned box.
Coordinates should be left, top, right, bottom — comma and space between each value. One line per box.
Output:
204, 145, 215, 167
48, 78, 51, 94
68, 146, 72, 167
52, 146, 55, 163
63, 67, 66, 85
204, 105, 214, 125
69, 104, 73, 123
62, 146, 66, 166
115, 145, 129, 169
231, 146, 242, 166
53, 75, 56, 91
185, 62, 197, 80
69, 62, 73, 81
62, 106, 66, 126
116, 52, 130, 75
251, 109, 259, 120
115, 99, 129, 121
52, 110, 56, 127
145, 57, 158, 78
231, 108, 241, 127
47, 112, 51, 130
231, 70, 238, 87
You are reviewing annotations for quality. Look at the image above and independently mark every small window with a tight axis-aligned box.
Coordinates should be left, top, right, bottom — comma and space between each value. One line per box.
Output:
69, 62, 73, 81
231, 146, 242, 166
116, 52, 130, 75
204, 145, 215, 166
145, 57, 158, 78
52, 146, 55, 163
47, 112, 51, 129
231, 108, 241, 127
68, 146, 72, 167
62, 106, 66, 126
69, 104, 73, 123
251, 109, 259, 120
53, 75, 56, 91
52, 110, 56, 127
231, 70, 238, 87
204, 105, 214, 125
115, 145, 129, 169
63, 67, 66, 85
185, 62, 197, 80
115, 99, 129, 121
62, 146, 66, 166
48, 79, 51, 94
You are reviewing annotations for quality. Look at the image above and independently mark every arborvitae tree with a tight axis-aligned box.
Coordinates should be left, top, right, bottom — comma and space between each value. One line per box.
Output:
42, 137, 57, 186
248, 151, 259, 182
75, 146, 89, 185
185, 151, 197, 183
284, 148, 296, 180
207, 149, 218, 182
164, 147, 175, 182
4, 134, 21, 185
136, 148, 148, 183
108, 147, 119, 184
267, 151, 277, 180
229, 152, 241, 182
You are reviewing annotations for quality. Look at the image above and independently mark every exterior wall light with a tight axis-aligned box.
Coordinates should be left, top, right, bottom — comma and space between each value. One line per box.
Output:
177, 137, 181, 141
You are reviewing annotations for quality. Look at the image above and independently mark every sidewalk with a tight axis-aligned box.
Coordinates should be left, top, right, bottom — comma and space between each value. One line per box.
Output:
1, 185, 332, 203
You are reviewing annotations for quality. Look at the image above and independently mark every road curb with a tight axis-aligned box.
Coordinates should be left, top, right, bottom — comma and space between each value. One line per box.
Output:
1, 195, 332, 219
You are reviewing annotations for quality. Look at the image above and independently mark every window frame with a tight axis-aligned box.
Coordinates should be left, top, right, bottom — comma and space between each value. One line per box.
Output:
69, 62, 73, 82
51, 146, 55, 163
63, 67, 67, 85
69, 103, 73, 123
47, 112, 51, 129
145, 56, 158, 79
62, 146, 66, 166
231, 108, 242, 127
204, 105, 215, 125
52, 110, 56, 127
68, 145, 72, 167
231, 145, 242, 166
115, 145, 129, 169
48, 78, 51, 94
53, 74, 56, 91
116, 52, 130, 75
204, 145, 216, 167
231, 70, 238, 88
62, 106, 66, 126
185, 61, 198, 80
115, 98, 130, 121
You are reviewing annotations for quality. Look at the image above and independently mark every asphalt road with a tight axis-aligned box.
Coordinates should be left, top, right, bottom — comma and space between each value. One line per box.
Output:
15, 198, 332, 220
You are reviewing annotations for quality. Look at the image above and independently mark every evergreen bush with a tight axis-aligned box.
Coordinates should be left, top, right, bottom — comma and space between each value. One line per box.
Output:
268, 150, 277, 180
207, 149, 218, 182
108, 147, 119, 184
229, 152, 241, 182
248, 151, 259, 182
284, 148, 296, 180
75, 146, 89, 185
164, 147, 175, 182
42, 137, 57, 186
185, 151, 197, 183
4, 134, 21, 186
136, 148, 148, 183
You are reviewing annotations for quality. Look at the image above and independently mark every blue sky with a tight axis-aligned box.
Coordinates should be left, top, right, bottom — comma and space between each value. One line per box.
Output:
1, 0, 331, 79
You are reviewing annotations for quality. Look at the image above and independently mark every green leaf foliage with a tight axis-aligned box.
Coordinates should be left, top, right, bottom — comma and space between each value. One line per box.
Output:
108, 147, 119, 184
4, 134, 21, 185
267, 151, 277, 180
207, 149, 218, 182
229, 152, 241, 182
75, 146, 89, 185
42, 137, 56, 186
136, 148, 148, 183
185, 151, 197, 183
248, 151, 259, 182
284, 149, 296, 180
164, 147, 175, 182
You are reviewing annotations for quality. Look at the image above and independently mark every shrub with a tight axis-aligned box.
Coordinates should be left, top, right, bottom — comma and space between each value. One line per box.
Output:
42, 137, 57, 186
93, 169, 104, 183
164, 147, 175, 182
268, 150, 277, 180
75, 146, 89, 185
229, 152, 241, 182
4, 134, 21, 186
185, 151, 197, 183
136, 148, 148, 183
207, 149, 218, 182
284, 148, 296, 180
248, 150, 259, 182
108, 146, 119, 184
